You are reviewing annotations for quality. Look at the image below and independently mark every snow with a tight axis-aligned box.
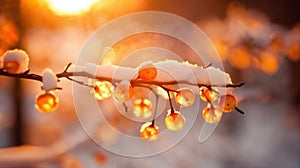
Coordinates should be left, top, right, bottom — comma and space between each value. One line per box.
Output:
138, 60, 154, 68
84, 63, 138, 81
84, 60, 232, 85
2, 49, 29, 74
194, 66, 232, 85
42, 68, 58, 91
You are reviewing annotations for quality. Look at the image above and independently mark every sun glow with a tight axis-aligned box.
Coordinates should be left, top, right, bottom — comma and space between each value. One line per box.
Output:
45, 0, 100, 15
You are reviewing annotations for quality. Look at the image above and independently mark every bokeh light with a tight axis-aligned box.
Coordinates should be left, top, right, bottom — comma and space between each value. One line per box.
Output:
45, 0, 100, 16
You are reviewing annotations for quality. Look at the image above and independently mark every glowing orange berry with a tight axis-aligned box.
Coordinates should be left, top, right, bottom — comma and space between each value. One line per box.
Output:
140, 122, 159, 141
3, 60, 20, 74
165, 109, 185, 131
113, 80, 133, 102
138, 65, 157, 81
202, 107, 223, 123
92, 81, 112, 100
199, 87, 218, 102
175, 88, 195, 107
94, 152, 107, 165
35, 91, 59, 113
133, 98, 152, 118
219, 94, 237, 112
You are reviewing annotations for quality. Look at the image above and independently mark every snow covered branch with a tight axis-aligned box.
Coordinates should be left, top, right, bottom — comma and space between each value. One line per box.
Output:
0, 66, 244, 88
0, 49, 245, 142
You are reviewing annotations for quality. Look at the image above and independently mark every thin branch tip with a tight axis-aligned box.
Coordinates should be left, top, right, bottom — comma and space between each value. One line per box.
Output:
24, 69, 30, 74
203, 63, 212, 68
63, 63, 73, 73
239, 83, 246, 87
235, 107, 245, 115
224, 83, 246, 88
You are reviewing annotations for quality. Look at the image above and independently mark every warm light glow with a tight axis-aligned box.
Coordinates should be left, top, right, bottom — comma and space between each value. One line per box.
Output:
45, 0, 100, 15
3, 61, 19, 74
229, 48, 251, 69
218, 94, 237, 112
199, 87, 218, 102
35, 91, 59, 113
0, 18, 19, 55
260, 52, 278, 74
138, 65, 157, 81
213, 40, 229, 60
140, 122, 159, 141
92, 81, 112, 100
251, 56, 261, 69
202, 107, 223, 123
165, 110, 185, 131
94, 152, 107, 165
175, 88, 195, 107
101, 47, 116, 65
287, 44, 300, 61
133, 98, 152, 118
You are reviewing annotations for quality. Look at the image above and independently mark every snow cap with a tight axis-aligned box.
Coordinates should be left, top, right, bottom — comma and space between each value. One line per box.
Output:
42, 68, 58, 91
2, 49, 29, 74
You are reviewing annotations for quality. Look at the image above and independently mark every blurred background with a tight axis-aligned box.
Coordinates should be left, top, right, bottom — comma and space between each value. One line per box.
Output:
0, 0, 299, 167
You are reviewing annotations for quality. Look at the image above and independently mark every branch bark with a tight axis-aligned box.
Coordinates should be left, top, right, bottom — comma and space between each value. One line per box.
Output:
0, 69, 244, 89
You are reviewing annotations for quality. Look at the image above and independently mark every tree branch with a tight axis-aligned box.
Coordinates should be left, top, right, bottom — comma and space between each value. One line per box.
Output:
0, 68, 245, 89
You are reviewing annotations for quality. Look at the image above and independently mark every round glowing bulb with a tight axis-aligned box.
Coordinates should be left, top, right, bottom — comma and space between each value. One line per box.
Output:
140, 122, 159, 141
133, 98, 152, 118
165, 109, 185, 131
202, 107, 223, 123
92, 81, 112, 100
175, 88, 195, 107
219, 94, 237, 112
35, 91, 59, 113
138, 65, 157, 81
199, 87, 218, 102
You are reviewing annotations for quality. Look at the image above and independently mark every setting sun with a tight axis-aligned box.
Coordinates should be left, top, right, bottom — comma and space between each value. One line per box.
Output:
45, 0, 100, 15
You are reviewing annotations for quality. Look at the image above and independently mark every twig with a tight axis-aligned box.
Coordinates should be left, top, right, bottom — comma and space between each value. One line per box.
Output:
122, 103, 128, 113
203, 63, 212, 69
167, 91, 175, 113
235, 107, 245, 115
151, 93, 159, 126
0, 69, 244, 90
63, 63, 72, 73
66, 77, 93, 88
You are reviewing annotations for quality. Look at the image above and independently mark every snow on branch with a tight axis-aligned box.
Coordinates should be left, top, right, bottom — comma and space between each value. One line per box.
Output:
0, 49, 245, 143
